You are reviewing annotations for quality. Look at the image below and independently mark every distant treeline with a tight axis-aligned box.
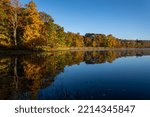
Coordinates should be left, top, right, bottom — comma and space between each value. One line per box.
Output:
0, 0, 150, 50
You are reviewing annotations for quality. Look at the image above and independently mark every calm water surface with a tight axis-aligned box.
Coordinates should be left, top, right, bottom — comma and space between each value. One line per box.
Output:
0, 49, 150, 100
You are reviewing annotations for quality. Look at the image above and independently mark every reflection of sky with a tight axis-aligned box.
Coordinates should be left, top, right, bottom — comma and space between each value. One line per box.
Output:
22, 0, 150, 40
38, 56, 150, 99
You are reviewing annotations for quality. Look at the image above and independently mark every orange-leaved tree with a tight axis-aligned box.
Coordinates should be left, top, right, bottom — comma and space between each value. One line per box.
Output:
23, 0, 43, 49
0, 0, 11, 47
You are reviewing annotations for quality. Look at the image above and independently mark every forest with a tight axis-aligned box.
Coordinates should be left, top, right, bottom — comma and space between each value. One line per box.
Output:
1, 0, 150, 51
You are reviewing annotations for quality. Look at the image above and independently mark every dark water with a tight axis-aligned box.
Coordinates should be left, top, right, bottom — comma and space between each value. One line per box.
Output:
0, 49, 150, 100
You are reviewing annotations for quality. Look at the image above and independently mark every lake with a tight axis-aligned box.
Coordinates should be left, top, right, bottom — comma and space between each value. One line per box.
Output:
0, 49, 150, 100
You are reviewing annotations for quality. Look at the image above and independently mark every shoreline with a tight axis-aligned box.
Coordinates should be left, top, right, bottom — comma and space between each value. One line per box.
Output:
0, 47, 150, 55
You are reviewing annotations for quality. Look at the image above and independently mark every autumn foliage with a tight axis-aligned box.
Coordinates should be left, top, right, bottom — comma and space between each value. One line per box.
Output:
0, 0, 150, 50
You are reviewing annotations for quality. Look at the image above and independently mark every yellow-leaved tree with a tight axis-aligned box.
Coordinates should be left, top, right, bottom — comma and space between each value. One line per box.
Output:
23, 0, 43, 49
0, 0, 11, 47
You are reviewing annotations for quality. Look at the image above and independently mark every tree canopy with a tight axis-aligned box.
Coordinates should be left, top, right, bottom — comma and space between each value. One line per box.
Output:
0, 0, 150, 50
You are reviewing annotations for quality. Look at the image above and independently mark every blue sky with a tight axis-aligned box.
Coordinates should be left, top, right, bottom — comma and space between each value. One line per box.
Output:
21, 0, 150, 40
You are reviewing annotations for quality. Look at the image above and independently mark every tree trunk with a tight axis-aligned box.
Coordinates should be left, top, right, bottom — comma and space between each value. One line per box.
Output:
14, 27, 17, 46
11, 0, 20, 47
13, 10, 17, 46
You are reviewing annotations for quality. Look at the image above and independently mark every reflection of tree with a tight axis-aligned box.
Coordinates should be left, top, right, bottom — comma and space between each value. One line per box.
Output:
84, 51, 117, 64
107, 51, 117, 63
1, 49, 150, 99
13, 58, 18, 89
0, 58, 12, 99
23, 61, 43, 99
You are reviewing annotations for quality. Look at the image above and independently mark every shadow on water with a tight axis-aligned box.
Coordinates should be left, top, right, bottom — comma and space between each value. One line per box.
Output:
0, 49, 150, 100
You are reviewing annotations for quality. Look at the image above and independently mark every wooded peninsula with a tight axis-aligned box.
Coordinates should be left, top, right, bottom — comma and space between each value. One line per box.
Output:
0, 0, 150, 51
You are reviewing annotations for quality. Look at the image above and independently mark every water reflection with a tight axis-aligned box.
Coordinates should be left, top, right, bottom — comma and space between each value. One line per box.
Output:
0, 49, 150, 100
